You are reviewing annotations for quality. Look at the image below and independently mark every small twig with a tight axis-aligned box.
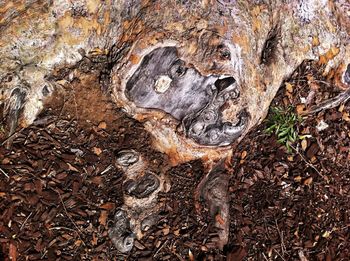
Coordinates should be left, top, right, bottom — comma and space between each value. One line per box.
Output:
56, 190, 86, 246
274, 249, 287, 261
1, 127, 24, 147
0, 167, 9, 179
41, 250, 48, 259
172, 251, 185, 261
290, 145, 324, 178
154, 239, 168, 257
20, 212, 33, 230
298, 250, 309, 261
262, 252, 269, 261
49, 226, 76, 232
302, 87, 350, 115
275, 219, 286, 255
100, 164, 113, 175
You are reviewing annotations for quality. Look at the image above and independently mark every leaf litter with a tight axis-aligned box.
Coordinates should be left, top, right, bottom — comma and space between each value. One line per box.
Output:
0, 60, 349, 260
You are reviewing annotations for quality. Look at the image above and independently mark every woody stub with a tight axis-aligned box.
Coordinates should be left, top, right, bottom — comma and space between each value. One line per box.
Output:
1, 0, 350, 253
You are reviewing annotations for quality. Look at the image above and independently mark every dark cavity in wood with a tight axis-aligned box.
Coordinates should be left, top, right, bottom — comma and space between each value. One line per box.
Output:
260, 25, 281, 66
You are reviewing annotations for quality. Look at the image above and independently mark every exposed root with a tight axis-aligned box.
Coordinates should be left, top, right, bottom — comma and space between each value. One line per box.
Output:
195, 159, 230, 250
301, 87, 350, 115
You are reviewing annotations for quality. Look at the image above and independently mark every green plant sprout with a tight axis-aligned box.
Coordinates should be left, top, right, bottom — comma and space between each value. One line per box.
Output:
265, 106, 302, 152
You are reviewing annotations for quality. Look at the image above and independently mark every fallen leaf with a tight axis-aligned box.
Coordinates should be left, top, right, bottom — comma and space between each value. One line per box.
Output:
67, 163, 79, 172
173, 229, 180, 236
268, 248, 273, 257
92, 233, 98, 246
99, 210, 108, 226
303, 177, 313, 186
162, 226, 170, 235
134, 240, 146, 250
322, 230, 332, 238
296, 104, 306, 115
316, 120, 329, 131
189, 249, 194, 261
285, 82, 293, 93
93, 147, 102, 156
298, 250, 309, 261
301, 139, 308, 151
90, 176, 103, 186
100, 202, 115, 210
294, 176, 302, 183
294, 228, 299, 238
9, 242, 17, 261
201, 245, 209, 252
342, 112, 350, 122
98, 121, 107, 129
241, 151, 247, 159
2, 158, 10, 164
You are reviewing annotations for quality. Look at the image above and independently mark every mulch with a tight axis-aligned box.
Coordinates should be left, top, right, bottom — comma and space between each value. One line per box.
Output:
0, 61, 349, 260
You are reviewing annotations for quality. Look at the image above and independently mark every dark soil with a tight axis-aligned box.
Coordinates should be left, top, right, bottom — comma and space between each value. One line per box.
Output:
0, 62, 349, 260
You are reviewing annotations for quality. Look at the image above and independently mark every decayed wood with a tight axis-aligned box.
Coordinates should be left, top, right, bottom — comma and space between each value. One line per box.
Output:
1, 0, 349, 252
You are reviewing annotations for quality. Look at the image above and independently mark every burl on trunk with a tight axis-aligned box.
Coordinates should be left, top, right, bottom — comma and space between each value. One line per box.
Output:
1, 0, 349, 253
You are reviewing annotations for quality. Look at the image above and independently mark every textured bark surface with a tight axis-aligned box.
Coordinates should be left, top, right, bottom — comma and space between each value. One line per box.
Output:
0, 0, 349, 254
1, 1, 349, 161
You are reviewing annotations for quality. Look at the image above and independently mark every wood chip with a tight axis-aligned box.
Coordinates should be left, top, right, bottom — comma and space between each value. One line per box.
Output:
99, 210, 108, 226
285, 82, 293, 93
301, 139, 308, 151
93, 147, 102, 156
162, 226, 170, 236
303, 177, 313, 186
9, 242, 17, 261
342, 112, 350, 122
296, 104, 306, 114
97, 121, 107, 129
100, 202, 115, 210
92, 233, 98, 246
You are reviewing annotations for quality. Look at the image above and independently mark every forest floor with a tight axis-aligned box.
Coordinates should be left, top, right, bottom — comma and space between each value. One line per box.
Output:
0, 61, 349, 260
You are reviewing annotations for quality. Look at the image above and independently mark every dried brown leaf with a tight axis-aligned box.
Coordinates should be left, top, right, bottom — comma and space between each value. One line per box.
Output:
99, 210, 108, 226
93, 147, 102, 156
100, 202, 115, 210
97, 121, 107, 129
301, 139, 308, 151
9, 242, 17, 261
67, 163, 79, 172
285, 82, 293, 93
303, 177, 313, 186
